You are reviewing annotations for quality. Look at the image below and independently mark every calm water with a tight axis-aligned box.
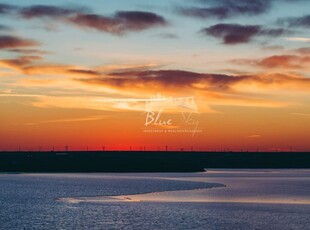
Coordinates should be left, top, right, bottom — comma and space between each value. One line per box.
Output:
0, 170, 309, 229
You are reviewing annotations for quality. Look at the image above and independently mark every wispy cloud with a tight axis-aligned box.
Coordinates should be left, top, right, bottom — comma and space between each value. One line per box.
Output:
178, 0, 271, 19
284, 37, 310, 42
155, 33, 179, 39
25, 115, 108, 126
292, 47, 310, 55
247, 134, 261, 138
291, 113, 310, 117
233, 54, 310, 69
5, 48, 48, 55
279, 15, 310, 28
0, 35, 39, 49
0, 55, 43, 70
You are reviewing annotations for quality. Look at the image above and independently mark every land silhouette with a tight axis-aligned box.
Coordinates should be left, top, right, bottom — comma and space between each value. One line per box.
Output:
0, 151, 309, 172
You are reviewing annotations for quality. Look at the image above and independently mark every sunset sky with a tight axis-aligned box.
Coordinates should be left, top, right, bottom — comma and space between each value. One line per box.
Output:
0, 0, 310, 151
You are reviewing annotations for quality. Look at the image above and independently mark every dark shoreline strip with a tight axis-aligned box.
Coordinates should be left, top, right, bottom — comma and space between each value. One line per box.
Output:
0, 151, 309, 172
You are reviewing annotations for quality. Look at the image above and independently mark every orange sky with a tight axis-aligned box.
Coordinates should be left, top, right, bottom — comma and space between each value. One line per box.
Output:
0, 0, 310, 151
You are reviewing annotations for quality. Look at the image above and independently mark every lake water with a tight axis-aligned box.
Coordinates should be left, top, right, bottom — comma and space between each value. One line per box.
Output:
0, 169, 309, 229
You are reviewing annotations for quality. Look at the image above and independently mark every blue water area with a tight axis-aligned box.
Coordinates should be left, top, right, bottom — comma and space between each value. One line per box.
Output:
0, 171, 309, 229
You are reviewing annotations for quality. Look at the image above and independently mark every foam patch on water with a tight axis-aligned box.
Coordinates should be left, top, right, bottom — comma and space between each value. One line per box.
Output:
56, 170, 310, 205
57, 186, 310, 205
56, 182, 224, 204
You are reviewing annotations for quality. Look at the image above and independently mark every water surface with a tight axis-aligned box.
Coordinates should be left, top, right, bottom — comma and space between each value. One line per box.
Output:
0, 169, 309, 229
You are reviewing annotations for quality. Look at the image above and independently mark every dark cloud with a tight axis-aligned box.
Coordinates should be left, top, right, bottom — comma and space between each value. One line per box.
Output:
200, 24, 289, 44
0, 4, 167, 35
20, 5, 88, 19
68, 11, 167, 34
201, 24, 260, 44
76, 69, 310, 94
79, 70, 249, 91
0, 35, 39, 49
115, 11, 166, 27
178, 0, 271, 19
65, 14, 118, 33
279, 15, 310, 28
0, 3, 17, 14
0, 4, 167, 34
